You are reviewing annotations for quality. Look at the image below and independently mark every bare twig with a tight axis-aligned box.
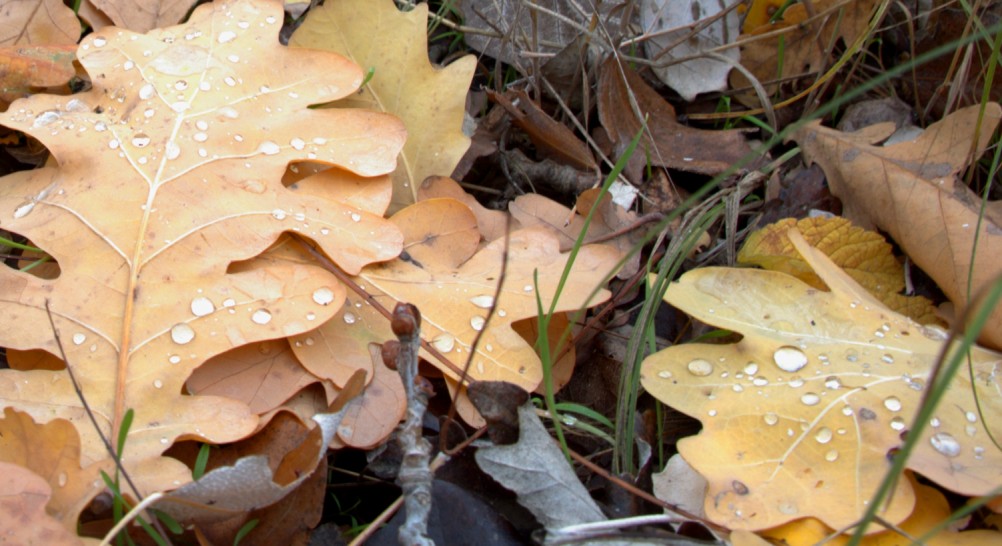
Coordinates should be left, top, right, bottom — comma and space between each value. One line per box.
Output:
391, 303, 435, 546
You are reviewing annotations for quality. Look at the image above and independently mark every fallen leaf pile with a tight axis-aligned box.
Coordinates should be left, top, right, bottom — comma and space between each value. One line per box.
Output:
0, 0, 623, 539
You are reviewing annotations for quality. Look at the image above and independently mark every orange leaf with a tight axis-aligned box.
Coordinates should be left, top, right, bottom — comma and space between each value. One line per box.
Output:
0, 0, 404, 520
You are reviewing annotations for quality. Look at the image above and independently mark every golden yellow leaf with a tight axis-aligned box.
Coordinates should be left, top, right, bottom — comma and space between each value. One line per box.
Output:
641, 228, 1002, 531
739, 216, 940, 324
0, 0, 404, 523
290, 0, 475, 212
793, 103, 1002, 349
761, 473, 1002, 545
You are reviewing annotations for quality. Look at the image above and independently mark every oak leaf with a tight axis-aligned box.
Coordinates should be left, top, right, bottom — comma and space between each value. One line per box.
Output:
87, 0, 198, 32
290, 0, 475, 212
792, 103, 1002, 349
0, 0, 81, 47
641, 229, 1002, 531
0, 45, 77, 102
0, 0, 404, 523
739, 216, 940, 324
0, 460, 85, 546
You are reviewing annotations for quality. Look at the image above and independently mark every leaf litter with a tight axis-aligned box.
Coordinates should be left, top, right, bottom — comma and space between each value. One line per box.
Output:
0, 0, 1000, 543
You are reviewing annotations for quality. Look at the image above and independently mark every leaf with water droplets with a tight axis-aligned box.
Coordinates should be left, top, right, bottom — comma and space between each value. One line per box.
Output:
641, 228, 1002, 531
290, 0, 475, 212
0, 0, 404, 526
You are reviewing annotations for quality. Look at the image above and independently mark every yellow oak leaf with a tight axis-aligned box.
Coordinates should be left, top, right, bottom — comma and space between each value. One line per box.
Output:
739, 216, 940, 324
641, 228, 1002, 531
0, 0, 404, 524
290, 0, 475, 212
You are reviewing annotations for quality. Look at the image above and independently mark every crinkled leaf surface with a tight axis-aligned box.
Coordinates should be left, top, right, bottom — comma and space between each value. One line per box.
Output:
0, 0, 404, 519
0, 0, 81, 47
641, 230, 1002, 531
793, 103, 1002, 349
88, 0, 198, 32
739, 216, 940, 324
291, 0, 475, 212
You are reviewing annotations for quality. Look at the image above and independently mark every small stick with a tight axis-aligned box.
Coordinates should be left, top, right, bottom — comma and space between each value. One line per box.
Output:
390, 303, 435, 546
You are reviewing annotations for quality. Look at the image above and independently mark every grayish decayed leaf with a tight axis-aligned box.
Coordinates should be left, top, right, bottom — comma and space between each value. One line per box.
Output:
652, 454, 707, 520
640, 0, 740, 101
154, 411, 344, 522
475, 403, 605, 530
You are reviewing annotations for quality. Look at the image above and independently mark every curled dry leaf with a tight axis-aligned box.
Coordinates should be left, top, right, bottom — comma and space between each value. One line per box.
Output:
641, 229, 1002, 531
291, 0, 475, 212
0, 45, 78, 102
793, 103, 1002, 349
418, 176, 511, 243
0, 0, 405, 525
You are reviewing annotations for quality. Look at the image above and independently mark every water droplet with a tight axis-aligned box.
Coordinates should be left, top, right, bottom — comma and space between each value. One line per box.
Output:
72, 333, 86, 345
778, 502, 798, 515
657, 370, 672, 379
523, 284, 534, 292
193, 132, 208, 142
787, 377, 805, 388
219, 106, 239, 118
470, 295, 495, 308
890, 417, 906, 431
800, 393, 821, 406
290, 137, 305, 150
930, 417, 941, 428
965, 411, 978, 423
170, 324, 195, 344
168, 355, 181, 364
108, 139, 120, 149
227, 53, 240, 63
824, 376, 841, 390
312, 287, 335, 305
686, 359, 714, 376
222, 298, 236, 308
470, 316, 486, 331
732, 384, 744, 393
218, 30, 237, 43
350, 212, 361, 222
33, 110, 60, 128
845, 349, 858, 363
883, 396, 902, 412
432, 333, 455, 353
825, 450, 839, 462
881, 354, 894, 364
319, 228, 330, 235
814, 427, 833, 444
190, 296, 214, 317
160, 437, 169, 444
929, 432, 961, 457
707, 409, 717, 417
153, 379, 163, 389
257, 140, 280, 155
921, 325, 948, 341
92, 37, 107, 47
763, 413, 779, 426
271, 209, 287, 220
743, 363, 758, 375
497, 309, 507, 317
753, 377, 769, 386
773, 346, 808, 372
966, 424, 977, 437
306, 312, 316, 321
841, 406, 854, 416
343, 311, 356, 324
251, 309, 272, 325
139, 83, 155, 100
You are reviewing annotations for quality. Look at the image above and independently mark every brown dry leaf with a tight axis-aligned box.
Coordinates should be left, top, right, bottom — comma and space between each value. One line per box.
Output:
641, 229, 1002, 531
792, 103, 1002, 349
392, 197, 480, 271
0, 461, 85, 546
487, 88, 597, 171
291, 0, 475, 212
0, 45, 77, 101
88, 0, 198, 32
733, 0, 879, 101
0, 0, 81, 47
761, 473, 1002, 545
509, 193, 607, 251
0, 0, 404, 525
187, 339, 330, 415
418, 176, 512, 243
335, 342, 405, 449
739, 216, 940, 324
0, 408, 93, 527
597, 56, 753, 177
